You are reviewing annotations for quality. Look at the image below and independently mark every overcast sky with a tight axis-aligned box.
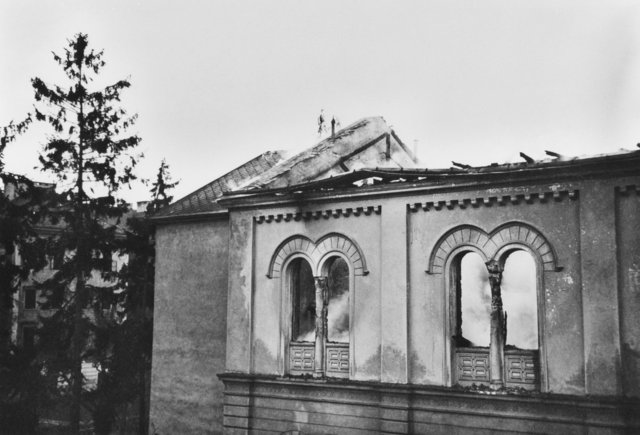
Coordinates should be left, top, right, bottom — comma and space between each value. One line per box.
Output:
2, 0, 639, 202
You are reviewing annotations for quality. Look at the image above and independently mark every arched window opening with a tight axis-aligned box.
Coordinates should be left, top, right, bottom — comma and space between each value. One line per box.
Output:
455, 252, 490, 347
287, 254, 352, 378
290, 258, 315, 342
502, 250, 538, 350
452, 249, 540, 390
326, 257, 349, 343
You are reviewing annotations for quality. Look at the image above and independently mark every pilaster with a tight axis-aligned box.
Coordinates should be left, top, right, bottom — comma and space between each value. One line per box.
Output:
379, 201, 409, 383
579, 181, 622, 395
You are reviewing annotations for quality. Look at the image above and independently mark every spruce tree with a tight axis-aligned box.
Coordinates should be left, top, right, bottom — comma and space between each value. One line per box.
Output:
4, 33, 141, 433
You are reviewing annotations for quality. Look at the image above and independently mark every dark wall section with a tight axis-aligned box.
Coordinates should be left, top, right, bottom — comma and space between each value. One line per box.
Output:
220, 374, 640, 434
617, 186, 640, 398
150, 219, 229, 434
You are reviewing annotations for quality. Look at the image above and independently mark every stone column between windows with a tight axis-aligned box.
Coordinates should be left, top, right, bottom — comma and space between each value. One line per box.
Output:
486, 259, 505, 388
314, 277, 328, 378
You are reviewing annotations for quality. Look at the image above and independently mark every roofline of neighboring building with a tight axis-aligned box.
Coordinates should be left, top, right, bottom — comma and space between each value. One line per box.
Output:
150, 150, 286, 222
151, 209, 229, 225
218, 149, 640, 210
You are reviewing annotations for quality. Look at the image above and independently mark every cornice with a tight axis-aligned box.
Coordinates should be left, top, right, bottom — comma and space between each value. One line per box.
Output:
408, 189, 579, 212
255, 205, 381, 224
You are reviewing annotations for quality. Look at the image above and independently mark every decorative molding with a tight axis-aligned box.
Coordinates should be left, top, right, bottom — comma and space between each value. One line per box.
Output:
409, 190, 578, 212
427, 222, 560, 274
326, 344, 349, 375
505, 351, 538, 387
290, 344, 315, 374
455, 350, 490, 384
256, 205, 381, 224
268, 232, 368, 278
616, 185, 640, 196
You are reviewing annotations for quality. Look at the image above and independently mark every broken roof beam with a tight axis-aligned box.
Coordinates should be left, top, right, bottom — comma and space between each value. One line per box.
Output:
452, 161, 471, 170
520, 152, 535, 164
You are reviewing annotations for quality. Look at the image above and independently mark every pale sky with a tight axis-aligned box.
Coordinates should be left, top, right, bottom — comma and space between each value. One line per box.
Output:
2, 0, 639, 202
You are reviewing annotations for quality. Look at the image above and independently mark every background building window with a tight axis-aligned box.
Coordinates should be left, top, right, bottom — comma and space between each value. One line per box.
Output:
290, 258, 315, 342
24, 287, 37, 310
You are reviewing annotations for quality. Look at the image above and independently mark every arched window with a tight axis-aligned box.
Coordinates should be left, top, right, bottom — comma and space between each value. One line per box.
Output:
274, 233, 363, 378
452, 251, 492, 385
323, 256, 350, 377
286, 255, 356, 378
451, 250, 541, 389
502, 250, 538, 350
326, 256, 349, 343
288, 257, 317, 375
500, 249, 539, 388
455, 252, 490, 348
451, 249, 541, 390
433, 222, 551, 390
290, 258, 315, 343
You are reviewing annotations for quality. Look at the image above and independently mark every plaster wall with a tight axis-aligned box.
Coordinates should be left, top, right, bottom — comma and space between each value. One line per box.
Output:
249, 202, 383, 381
225, 176, 640, 400
407, 184, 583, 394
150, 219, 229, 434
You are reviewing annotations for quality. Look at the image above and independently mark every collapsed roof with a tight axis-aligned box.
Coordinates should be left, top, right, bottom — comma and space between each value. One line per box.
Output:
154, 114, 640, 221
153, 116, 418, 221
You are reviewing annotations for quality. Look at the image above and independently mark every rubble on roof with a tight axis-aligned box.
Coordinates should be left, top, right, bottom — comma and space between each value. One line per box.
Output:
224, 147, 640, 198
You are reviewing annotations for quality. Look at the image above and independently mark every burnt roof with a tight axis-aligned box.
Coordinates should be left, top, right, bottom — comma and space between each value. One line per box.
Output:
245, 116, 415, 190
220, 148, 640, 203
153, 116, 417, 222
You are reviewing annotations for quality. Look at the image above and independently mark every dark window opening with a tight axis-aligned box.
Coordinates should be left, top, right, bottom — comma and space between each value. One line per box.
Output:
47, 246, 64, 269
326, 257, 349, 343
24, 287, 37, 310
290, 258, 315, 342
452, 249, 540, 390
100, 250, 113, 271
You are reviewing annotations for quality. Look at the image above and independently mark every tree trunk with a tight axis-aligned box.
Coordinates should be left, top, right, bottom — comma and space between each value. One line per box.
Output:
69, 268, 86, 433
70, 66, 86, 434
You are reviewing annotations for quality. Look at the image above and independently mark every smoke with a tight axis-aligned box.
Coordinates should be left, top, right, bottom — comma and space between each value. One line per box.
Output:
460, 253, 491, 346
502, 251, 538, 349
327, 291, 349, 342
460, 250, 538, 349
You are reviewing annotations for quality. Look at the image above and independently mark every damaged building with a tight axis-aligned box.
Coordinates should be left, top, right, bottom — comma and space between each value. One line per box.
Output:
149, 117, 640, 434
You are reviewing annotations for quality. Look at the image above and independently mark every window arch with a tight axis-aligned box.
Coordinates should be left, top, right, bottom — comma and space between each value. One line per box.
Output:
435, 222, 551, 391
268, 233, 368, 279
428, 222, 560, 275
